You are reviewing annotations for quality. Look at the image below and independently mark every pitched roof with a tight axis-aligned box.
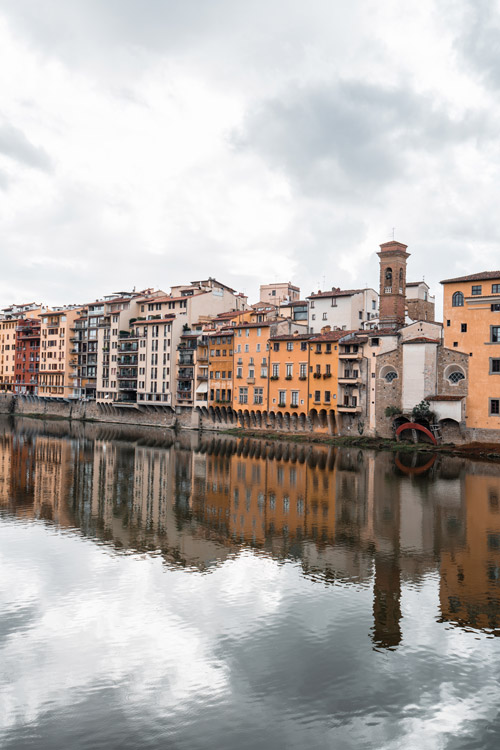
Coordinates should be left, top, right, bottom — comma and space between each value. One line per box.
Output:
307, 288, 366, 300
269, 333, 313, 341
440, 271, 500, 284
402, 337, 440, 344
311, 330, 350, 342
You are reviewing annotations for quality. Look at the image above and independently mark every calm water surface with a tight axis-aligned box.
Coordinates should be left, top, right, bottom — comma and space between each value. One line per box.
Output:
1, 416, 500, 749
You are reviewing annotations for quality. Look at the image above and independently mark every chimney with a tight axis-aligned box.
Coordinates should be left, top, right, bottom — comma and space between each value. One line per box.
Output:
321, 325, 331, 334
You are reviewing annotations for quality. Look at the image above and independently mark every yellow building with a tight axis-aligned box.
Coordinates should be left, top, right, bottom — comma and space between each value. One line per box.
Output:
233, 322, 271, 412
39, 307, 83, 398
308, 330, 343, 433
208, 329, 234, 408
442, 272, 500, 433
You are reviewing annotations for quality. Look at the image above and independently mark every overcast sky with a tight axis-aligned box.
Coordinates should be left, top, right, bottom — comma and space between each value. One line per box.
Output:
0, 0, 499, 309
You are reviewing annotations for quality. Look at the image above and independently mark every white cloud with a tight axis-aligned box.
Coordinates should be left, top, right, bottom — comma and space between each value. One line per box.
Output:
0, 0, 499, 309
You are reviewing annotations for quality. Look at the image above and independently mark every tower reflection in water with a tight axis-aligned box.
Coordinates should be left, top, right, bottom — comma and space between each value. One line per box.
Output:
1, 417, 500, 645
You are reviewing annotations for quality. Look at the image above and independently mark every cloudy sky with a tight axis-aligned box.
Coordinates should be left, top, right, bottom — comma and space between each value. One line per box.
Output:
0, 0, 499, 308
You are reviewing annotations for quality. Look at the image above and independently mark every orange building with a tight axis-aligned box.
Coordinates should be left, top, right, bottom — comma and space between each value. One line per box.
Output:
0, 318, 20, 390
268, 333, 311, 415
208, 329, 234, 407
39, 307, 83, 398
442, 271, 500, 433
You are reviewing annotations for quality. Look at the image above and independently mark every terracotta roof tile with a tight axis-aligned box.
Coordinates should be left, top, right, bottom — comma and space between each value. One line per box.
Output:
440, 271, 500, 284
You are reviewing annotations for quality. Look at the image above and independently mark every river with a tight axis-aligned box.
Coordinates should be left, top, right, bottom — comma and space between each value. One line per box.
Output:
0, 416, 499, 749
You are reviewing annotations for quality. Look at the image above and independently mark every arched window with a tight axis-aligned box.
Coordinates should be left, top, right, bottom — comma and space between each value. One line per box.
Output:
380, 365, 398, 383
384, 268, 392, 294
444, 364, 466, 385
452, 291, 464, 307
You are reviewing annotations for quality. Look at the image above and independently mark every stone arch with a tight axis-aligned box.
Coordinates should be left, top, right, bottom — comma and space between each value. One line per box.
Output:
276, 412, 284, 431
319, 409, 328, 429
309, 408, 320, 430
269, 411, 276, 429
299, 412, 307, 431
328, 409, 336, 435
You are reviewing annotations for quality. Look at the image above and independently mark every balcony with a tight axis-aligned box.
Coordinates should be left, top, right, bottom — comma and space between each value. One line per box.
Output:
118, 356, 137, 366
178, 368, 194, 379
179, 354, 194, 366
177, 392, 193, 402
119, 342, 138, 352
118, 380, 137, 390
338, 373, 362, 384
338, 401, 361, 413
247, 377, 255, 384
197, 373, 208, 381
118, 369, 138, 379
339, 350, 362, 359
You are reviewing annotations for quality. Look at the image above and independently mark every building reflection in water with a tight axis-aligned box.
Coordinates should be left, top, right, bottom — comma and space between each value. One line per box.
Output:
1, 417, 500, 645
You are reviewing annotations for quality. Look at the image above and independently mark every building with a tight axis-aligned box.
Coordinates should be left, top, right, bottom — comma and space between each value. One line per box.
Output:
260, 282, 300, 306
268, 333, 312, 418
307, 288, 378, 333
406, 281, 435, 322
175, 330, 209, 408
208, 329, 234, 408
39, 307, 84, 399
14, 318, 40, 395
441, 271, 500, 438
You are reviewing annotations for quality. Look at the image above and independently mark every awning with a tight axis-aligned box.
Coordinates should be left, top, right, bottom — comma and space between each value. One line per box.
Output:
196, 381, 208, 393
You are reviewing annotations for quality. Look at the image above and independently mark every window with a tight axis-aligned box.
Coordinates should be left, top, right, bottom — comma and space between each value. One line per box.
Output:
490, 359, 500, 373
359, 311, 363, 320
256, 343, 261, 352
447, 320, 450, 327
291, 391, 299, 407
452, 291, 464, 307
237, 367, 242, 378
311, 314, 316, 320
301, 342, 307, 351
322, 313, 327, 320
492, 327, 500, 343
490, 398, 500, 416
493, 284, 500, 294
286, 363, 293, 377
461, 323, 467, 332
385, 371, 398, 383
299, 363, 307, 378
239, 387, 248, 404
449, 371, 465, 384
314, 390, 321, 402
254, 387, 263, 404
324, 391, 331, 403
278, 390, 286, 407
273, 342, 280, 351
471, 285, 482, 295
244, 344, 249, 353
272, 363, 279, 378
492, 304, 500, 312
287, 341, 293, 351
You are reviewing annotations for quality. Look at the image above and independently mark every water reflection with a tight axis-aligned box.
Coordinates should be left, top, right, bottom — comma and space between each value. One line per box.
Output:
1, 416, 500, 646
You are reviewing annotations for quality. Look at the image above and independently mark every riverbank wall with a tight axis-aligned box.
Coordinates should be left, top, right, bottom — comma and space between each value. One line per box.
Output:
1, 394, 499, 447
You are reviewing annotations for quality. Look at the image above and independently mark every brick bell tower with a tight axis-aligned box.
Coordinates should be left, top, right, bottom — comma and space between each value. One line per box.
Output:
377, 240, 410, 329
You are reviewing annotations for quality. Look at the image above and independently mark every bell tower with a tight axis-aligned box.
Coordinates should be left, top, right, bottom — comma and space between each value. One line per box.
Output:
377, 240, 410, 329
